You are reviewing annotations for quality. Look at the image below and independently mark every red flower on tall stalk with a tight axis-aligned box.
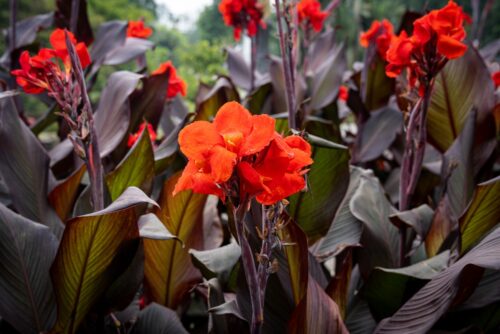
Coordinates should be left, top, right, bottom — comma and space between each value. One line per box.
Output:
359, 19, 395, 60
127, 122, 157, 148
338, 85, 349, 102
11, 29, 90, 95
127, 20, 153, 39
173, 102, 313, 204
492, 71, 500, 88
218, 0, 267, 41
152, 61, 187, 99
297, 0, 328, 32
385, 0, 470, 90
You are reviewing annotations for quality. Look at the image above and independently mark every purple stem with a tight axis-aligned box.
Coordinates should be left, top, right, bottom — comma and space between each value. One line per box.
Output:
398, 84, 432, 265
250, 35, 257, 92
65, 31, 105, 211
70, 0, 80, 34
233, 197, 263, 334
275, 0, 297, 129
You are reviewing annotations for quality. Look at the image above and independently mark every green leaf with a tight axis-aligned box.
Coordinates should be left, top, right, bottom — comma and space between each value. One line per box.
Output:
144, 173, 207, 308
361, 49, 395, 111
288, 120, 350, 243
94, 71, 143, 157
48, 165, 86, 221
310, 44, 346, 110
130, 303, 188, 334
460, 176, 500, 254
349, 171, 399, 277
276, 218, 310, 306
355, 107, 402, 163
194, 76, 239, 122
427, 47, 496, 152
0, 98, 63, 237
190, 242, 241, 281
375, 227, 500, 333
0, 204, 58, 334
106, 128, 155, 201
138, 213, 179, 241
313, 167, 365, 259
289, 277, 348, 334
363, 251, 450, 320
50, 187, 156, 334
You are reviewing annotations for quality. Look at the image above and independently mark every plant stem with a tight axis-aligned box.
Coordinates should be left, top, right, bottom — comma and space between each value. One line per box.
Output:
398, 84, 432, 265
250, 35, 257, 92
232, 197, 263, 334
256, 205, 273, 308
275, 0, 297, 129
65, 31, 105, 211
70, 0, 80, 33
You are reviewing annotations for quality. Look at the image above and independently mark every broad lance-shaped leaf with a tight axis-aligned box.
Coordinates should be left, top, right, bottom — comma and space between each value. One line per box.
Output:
460, 176, 500, 254
310, 43, 346, 110
360, 47, 394, 111
190, 242, 241, 281
276, 217, 309, 305
289, 277, 349, 334
426, 109, 475, 256
363, 251, 450, 321
350, 171, 399, 278
427, 47, 496, 152
313, 167, 365, 259
194, 76, 239, 122
375, 226, 500, 333
50, 187, 157, 334
0, 204, 58, 334
355, 107, 402, 163
94, 71, 143, 157
288, 120, 350, 243
144, 173, 208, 308
49, 165, 86, 221
106, 128, 155, 201
130, 303, 188, 334
0, 98, 63, 236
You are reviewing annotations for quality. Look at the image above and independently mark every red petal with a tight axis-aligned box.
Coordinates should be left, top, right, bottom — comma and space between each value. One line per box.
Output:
209, 145, 237, 183
178, 121, 224, 161
50, 29, 76, 50
76, 43, 91, 69
437, 34, 467, 59
240, 114, 275, 156
214, 102, 253, 137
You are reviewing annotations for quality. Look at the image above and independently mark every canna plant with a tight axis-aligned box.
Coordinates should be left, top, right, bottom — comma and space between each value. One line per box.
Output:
0, 0, 499, 334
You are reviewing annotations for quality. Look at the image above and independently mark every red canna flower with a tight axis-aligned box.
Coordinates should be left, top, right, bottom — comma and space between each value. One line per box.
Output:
128, 122, 157, 148
359, 19, 395, 60
152, 61, 187, 99
338, 85, 349, 102
385, 31, 415, 79
297, 0, 328, 33
173, 102, 313, 204
385, 1, 470, 89
218, 0, 267, 41
492, 71, 500, 88
127, 20, 153, 39
11, 29, 90, 95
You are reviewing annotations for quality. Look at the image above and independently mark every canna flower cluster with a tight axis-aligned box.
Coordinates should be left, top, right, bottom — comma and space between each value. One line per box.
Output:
128, 122, 157, 147
11, 29, 90, 95
127, 20, 153, 39
173, 102, 313, 205
152, 61, 187, 99
359, 19, 395, 60
385, 0, 471, 88
218, 0, 267, 41
297, 0, 328, 33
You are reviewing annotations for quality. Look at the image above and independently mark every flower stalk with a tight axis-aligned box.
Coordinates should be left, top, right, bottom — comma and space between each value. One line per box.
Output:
398, 82, 433, 265
64, 31, 105, 211
232, 196, 263, 334
275, 0, 297, 129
